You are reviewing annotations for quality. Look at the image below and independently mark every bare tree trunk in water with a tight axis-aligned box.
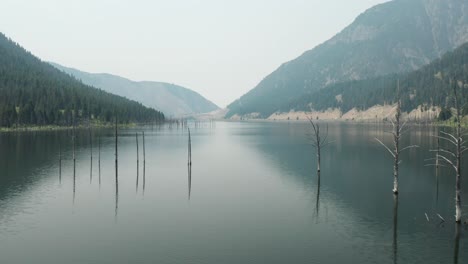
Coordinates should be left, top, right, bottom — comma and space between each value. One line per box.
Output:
392, 100, 401, 194
142, 131, 146, 193
59, 141, 62, 183
455, 95, 462, 222
432, 83, 464, 222
115, 118, 118, 218
89, 125, 93, 183
136, 132, 139, 191
375, 81, 418, 195
98, 137, 101, 187
307, 117, 332, 177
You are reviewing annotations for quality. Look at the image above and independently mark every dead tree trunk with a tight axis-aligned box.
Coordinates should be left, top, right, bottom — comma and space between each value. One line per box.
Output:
59, 140, 62, 183
89, 125, 93, 183
430, 82, 464, 222
98, 136, 101, 186
115, 117, 119, 218
72, 116, 76, 174
393, 100, 401, 194
136, 132, 139, 190
375, 82, 418, 194
188, 128, 192, 166
142, 131, 146, 193
307, 117, 332, 176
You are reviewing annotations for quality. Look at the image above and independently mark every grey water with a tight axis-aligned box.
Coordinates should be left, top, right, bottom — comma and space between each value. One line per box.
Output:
0, 121, 466, 263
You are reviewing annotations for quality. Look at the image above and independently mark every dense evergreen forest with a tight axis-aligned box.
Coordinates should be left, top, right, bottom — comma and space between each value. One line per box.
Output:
0, 33, 164, 128
282, 42, 468, 116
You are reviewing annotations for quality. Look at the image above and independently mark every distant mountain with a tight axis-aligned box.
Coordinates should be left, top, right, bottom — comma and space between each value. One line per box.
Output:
282, 41, 468, 115
51, 63, 219, 117
0, 33, 163, 127
227, 0, 468, 118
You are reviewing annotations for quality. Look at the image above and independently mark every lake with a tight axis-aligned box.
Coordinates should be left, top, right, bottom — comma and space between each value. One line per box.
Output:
0, 121, 466, 263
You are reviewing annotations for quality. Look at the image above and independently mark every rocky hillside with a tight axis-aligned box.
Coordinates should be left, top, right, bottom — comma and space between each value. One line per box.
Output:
226, 0, 468, 118
280, 41, 468, 120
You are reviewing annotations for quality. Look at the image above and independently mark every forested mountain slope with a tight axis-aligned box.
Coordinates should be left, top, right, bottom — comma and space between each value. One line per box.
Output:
0, 33, 164, 127
282, 42, 468, 116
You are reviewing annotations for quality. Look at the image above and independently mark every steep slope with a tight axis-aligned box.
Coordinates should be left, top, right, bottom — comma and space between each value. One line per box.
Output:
51, 63, 219, 117
227, 0, 468, 118
283, 42, 468, 116
0, 33, 164, 127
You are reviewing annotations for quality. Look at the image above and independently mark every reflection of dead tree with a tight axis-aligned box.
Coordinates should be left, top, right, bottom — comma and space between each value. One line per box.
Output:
425, 131, 443, 203
454, 223, 461, 264
392, 194, 399, 264
307, 117, 333, 175
429, 84, 465, 222
314, 176, 320, 223
375, 91, 418, 194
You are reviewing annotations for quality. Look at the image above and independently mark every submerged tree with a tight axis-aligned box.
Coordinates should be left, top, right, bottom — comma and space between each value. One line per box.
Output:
431, 83, 465, 222
375, 83, 418, 194
307, 116, 332, 175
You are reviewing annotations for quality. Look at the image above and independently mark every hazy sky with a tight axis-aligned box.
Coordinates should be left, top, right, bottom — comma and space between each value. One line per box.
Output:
1, 0, 388, 107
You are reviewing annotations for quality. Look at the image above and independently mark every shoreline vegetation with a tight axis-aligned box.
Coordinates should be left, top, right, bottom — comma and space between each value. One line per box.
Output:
0, 118, 191, 132
0, 122, 152, 132
1, 115, 466, 132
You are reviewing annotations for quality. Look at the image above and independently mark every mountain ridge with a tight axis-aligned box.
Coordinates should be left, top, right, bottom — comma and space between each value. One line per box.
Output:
51, 63, 220, 117
276, 41, 468, 121
226, 0, 468, 118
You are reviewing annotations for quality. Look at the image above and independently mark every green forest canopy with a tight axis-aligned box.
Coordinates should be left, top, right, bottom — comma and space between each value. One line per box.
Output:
0, 33, 164, 127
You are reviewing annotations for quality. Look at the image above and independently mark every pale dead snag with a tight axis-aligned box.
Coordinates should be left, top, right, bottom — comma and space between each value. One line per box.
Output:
429, 83, 465, 222
375, 81, 418, 194
307, 116, 333, 176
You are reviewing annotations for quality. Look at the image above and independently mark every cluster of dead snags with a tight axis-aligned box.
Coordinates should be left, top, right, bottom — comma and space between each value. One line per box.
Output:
308, 84, 466, 263
307, 83, 467, 225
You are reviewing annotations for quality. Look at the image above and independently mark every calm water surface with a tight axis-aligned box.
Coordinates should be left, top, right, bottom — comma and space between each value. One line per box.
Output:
0, 121, 466, 263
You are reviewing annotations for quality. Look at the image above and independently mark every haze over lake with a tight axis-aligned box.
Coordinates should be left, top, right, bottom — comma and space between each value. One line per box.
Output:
0, 122, 465, 263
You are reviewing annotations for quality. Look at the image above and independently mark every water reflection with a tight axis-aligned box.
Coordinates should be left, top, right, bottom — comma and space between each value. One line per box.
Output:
188, 164, 192, 200
73, 160, 76, 204
393, 194, 399, 264
90, 155, 93, 184
454, 223, 461, 264
0, 122, 466, 264
315, 172, 320, 223
435, 168, 439, 204
143, 160, 146, 194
